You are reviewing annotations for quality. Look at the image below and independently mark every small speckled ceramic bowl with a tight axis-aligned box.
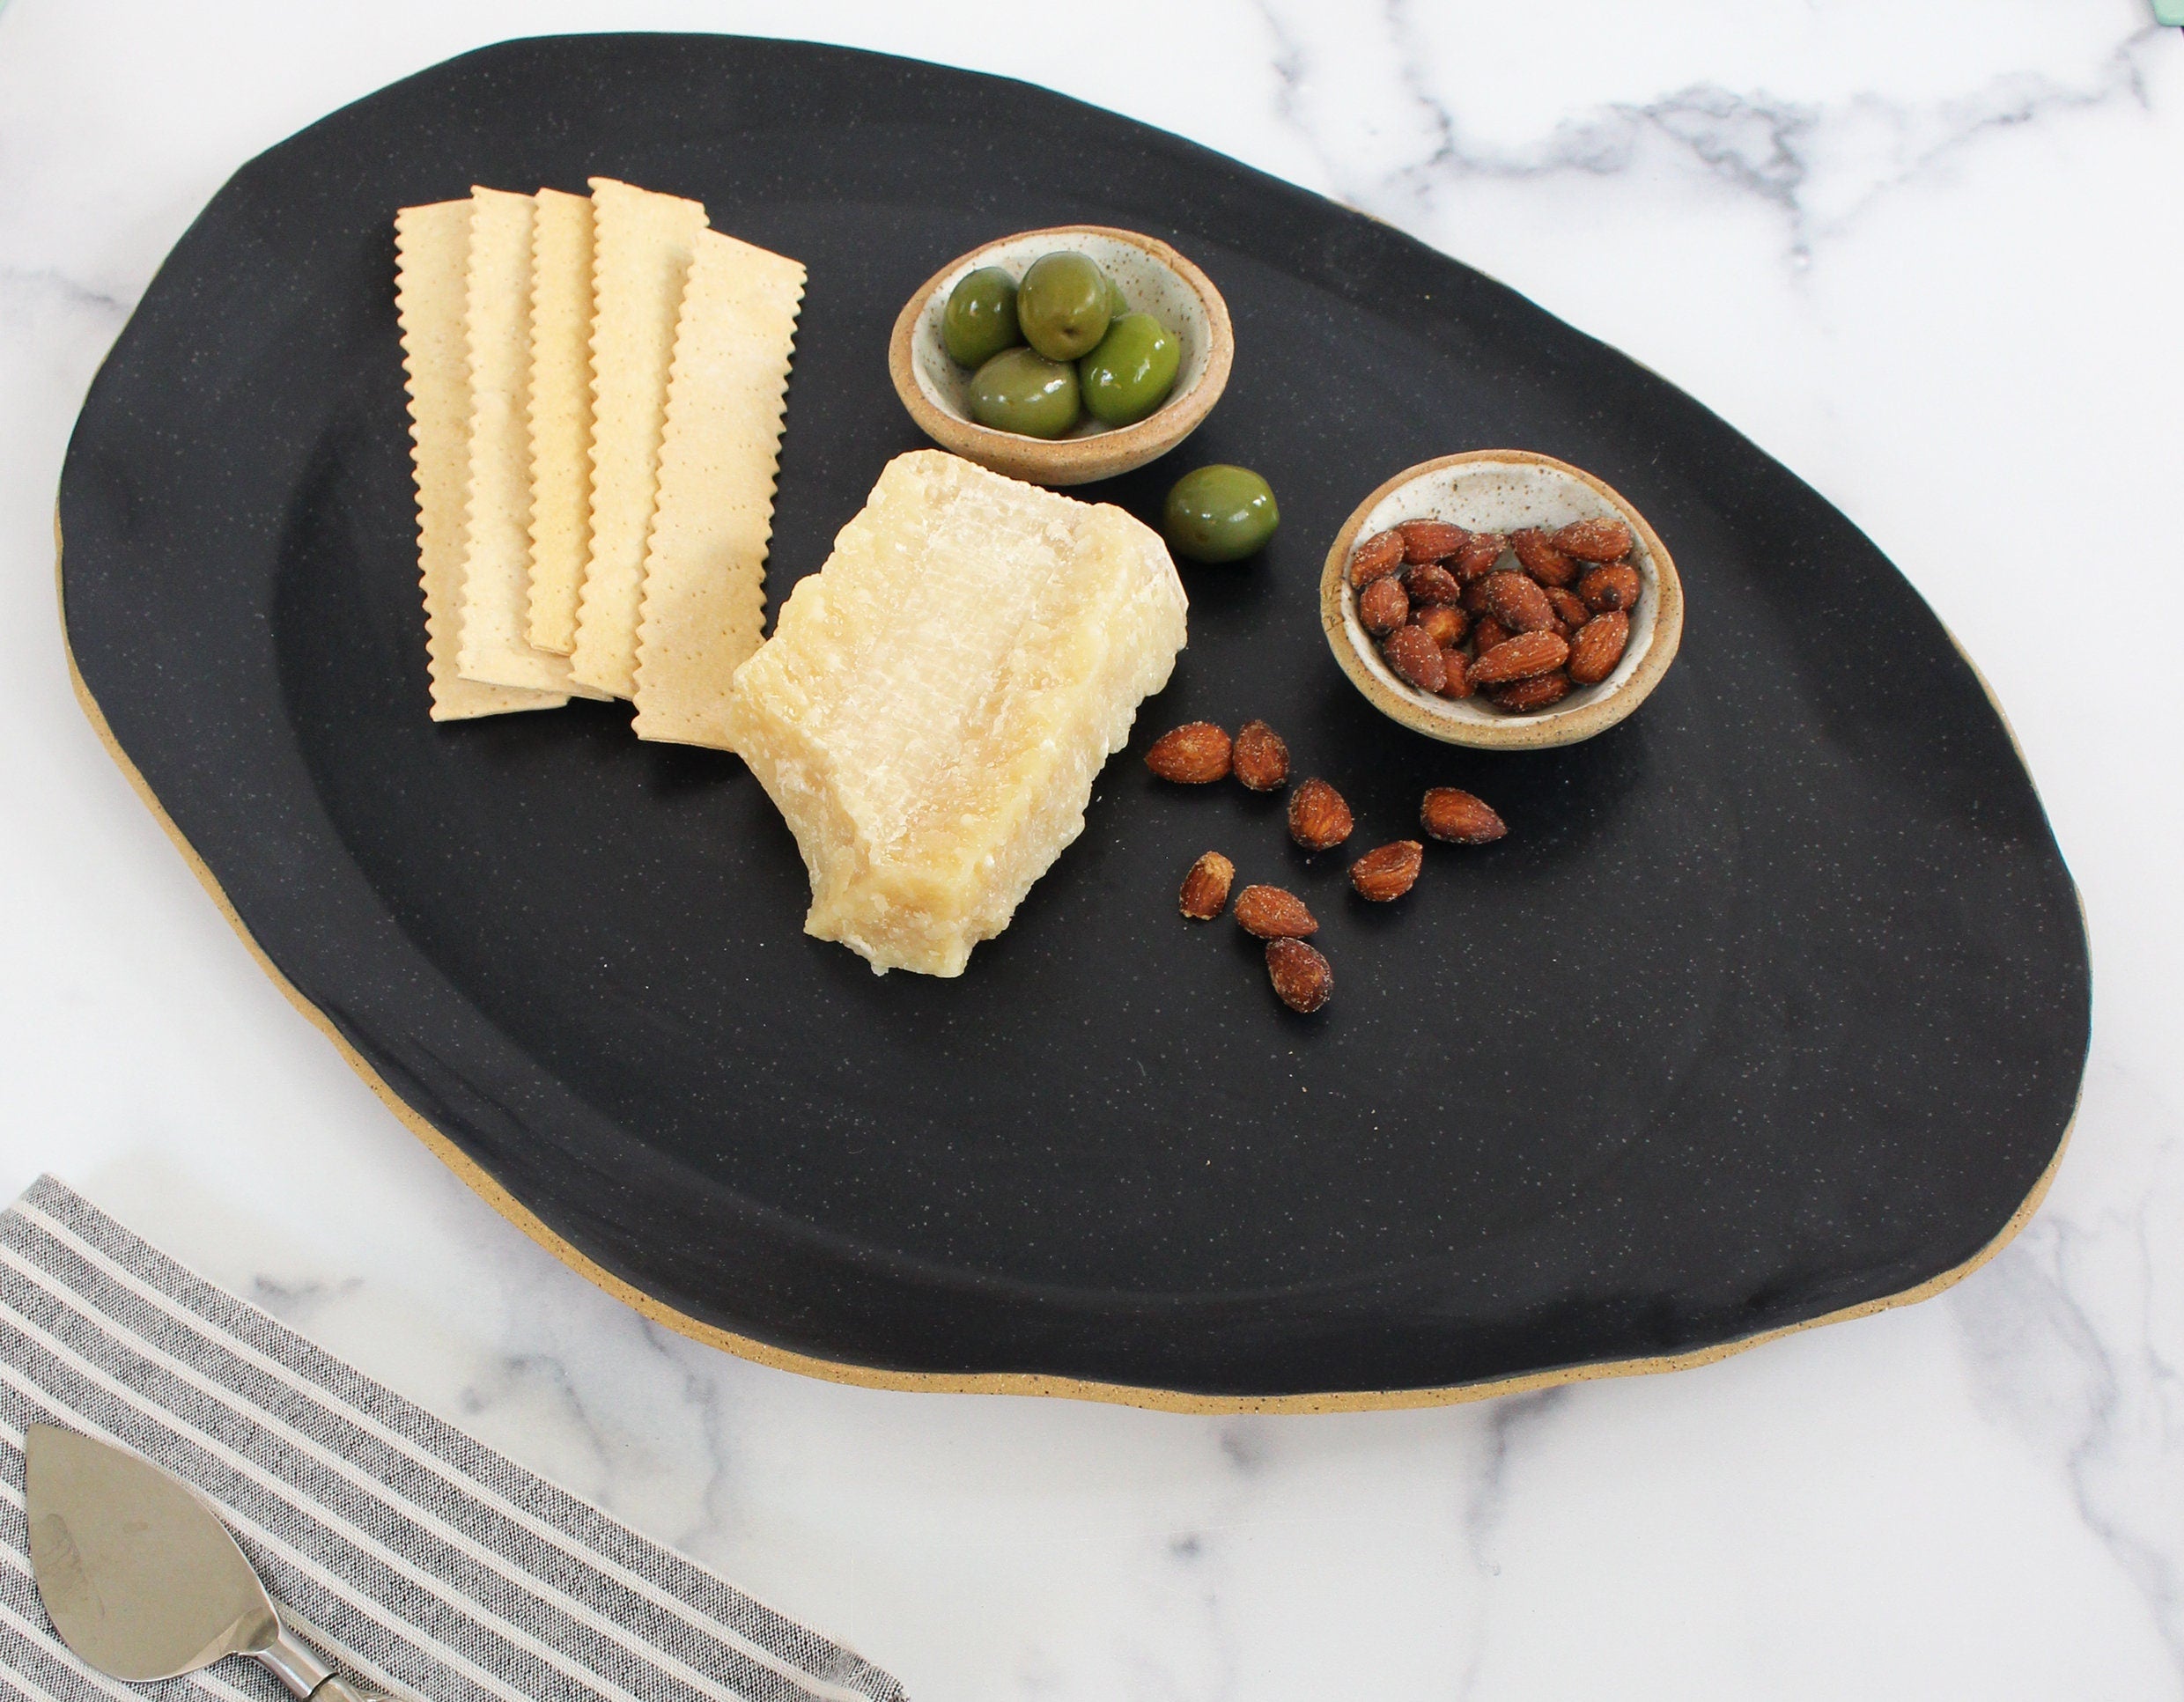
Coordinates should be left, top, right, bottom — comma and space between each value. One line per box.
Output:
888, 225, 1233, 486
1321, 451, 1685, 749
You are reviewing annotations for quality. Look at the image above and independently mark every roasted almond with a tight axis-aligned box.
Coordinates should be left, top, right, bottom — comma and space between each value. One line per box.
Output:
1437, 648, 1475, 699
1459, 578, 1495, 615
1490, 670, 1574, 711
1470, 615, 1509, 657
1485, 571, 1556, 634
1349, 840, 1424, 902
1232, 718, 1290, 792
1177, 851, 1234, 920
1420, 786, 1507, 844
1398, 519, 1468, 563
1546, 586, 1591, 630
1468, 630, 1570, 686
1234, 883, 1318, 939
1265, 937, 1333, 1013
1567, 610, 1631, 685
1404, 562, 1463, 606
1144, 721, 1232, 783
1452, 533, 1507, 582
1509, 527, 1578, 587
1348, 529, 1406, 587
1359, 575, 1409, 635
1383, 623, 1448, 694
1553, 517, 1634, 562
1414, 604, 1468, 647
1288, 777, 1354, 851
1579, 562, 1641, 613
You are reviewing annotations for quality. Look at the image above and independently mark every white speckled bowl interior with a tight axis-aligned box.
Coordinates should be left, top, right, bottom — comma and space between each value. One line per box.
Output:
1320, 451, 1685, 749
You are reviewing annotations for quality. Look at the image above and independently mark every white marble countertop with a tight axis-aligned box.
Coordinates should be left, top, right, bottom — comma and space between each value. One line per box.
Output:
5, 2, 2181, 1696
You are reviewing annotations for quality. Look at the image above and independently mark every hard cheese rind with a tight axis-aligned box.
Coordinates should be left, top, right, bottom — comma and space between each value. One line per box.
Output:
631, 228, 806, 749
525, 187, 597, 655
457, 187, 600, 697
392, 197, 564, 721
570, 176, 708, 698
725, 450, 1189, 977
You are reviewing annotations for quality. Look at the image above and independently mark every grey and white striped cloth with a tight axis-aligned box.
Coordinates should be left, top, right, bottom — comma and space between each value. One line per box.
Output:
0, 1175, 906, 1702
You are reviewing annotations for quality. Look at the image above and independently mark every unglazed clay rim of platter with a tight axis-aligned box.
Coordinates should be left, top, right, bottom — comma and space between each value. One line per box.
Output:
888, 225, 1234, 487
1319, 450, 1686, 750
60, 35, 2088, 1414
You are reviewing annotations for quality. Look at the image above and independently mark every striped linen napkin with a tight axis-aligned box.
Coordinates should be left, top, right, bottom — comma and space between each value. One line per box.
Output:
0, 1175, 906, 1702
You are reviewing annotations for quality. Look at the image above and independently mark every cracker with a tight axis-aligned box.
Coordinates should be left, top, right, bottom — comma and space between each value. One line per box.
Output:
392, 198, 565, 720
457, 187, 602, 697
568, 177, 708, 698
524, 187, 595, 654
631, 230, 806, 749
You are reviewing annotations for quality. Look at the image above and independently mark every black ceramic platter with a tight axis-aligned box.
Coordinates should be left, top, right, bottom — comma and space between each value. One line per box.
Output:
58, 35, 2090, 1409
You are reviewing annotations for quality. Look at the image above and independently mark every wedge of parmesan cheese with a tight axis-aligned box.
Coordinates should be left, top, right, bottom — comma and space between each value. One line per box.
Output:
724, 450, 1189, 977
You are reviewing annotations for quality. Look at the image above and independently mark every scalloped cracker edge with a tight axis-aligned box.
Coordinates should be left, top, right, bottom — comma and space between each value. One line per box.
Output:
631, 230, 805, 748
525, 188, 595, 655
457, 187, 602, 697
393, 197, 564, 719
569, 177, 708, 698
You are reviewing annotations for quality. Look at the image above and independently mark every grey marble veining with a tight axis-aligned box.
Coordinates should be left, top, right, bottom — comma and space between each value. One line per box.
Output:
3, 2, 2180, 1698
1259, 0, 2169, 263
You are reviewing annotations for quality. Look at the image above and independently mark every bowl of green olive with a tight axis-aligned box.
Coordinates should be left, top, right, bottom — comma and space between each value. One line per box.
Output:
888, 225, 1234, 486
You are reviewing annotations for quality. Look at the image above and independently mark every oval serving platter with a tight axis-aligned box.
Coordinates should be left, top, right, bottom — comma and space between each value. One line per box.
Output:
57, 35, 2089, 1410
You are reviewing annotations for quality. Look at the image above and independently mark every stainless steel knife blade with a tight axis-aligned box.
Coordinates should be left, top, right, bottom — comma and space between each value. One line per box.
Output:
26, 1422, 277, 1681
25, 1425, 398, 1701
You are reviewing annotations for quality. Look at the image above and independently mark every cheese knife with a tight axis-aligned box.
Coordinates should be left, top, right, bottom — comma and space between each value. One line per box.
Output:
24, 1424, 402, 1701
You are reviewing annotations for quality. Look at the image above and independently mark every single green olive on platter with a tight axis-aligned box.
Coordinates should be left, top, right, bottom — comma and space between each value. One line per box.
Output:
941, 266, 1023, 367
968, 346, 1082, 438
1162, 464, 1280, 563
1078, 313, 1180, 428
1104, 272, 1129, 320
1016, 251, 1112, 360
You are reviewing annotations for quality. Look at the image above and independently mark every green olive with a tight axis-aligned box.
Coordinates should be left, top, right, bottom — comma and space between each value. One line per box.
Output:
1078, 313, 1180, 427
1016, 251, 1111, 361
1162, 465, 1280, 563
969, 347, 1081, 438
942, 266, 1022, 367
1105, 272, 1130, 320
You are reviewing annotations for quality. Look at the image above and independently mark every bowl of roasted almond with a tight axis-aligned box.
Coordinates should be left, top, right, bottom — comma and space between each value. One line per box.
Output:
1319, 450, 1685, 748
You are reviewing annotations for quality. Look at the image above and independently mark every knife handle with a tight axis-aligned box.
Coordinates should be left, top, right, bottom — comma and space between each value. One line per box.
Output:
307, 1677, 407, 1702
252, 1621, 408, 1702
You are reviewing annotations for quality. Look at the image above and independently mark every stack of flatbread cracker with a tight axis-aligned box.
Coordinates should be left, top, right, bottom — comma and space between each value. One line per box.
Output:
393, 177, 804, 748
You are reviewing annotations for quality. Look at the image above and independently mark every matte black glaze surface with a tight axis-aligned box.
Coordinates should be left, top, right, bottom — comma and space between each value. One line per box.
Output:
58, 35, 2089, 1397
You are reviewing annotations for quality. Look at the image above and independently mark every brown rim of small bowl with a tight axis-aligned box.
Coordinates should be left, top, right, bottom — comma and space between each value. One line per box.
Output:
887, 225, 1235, 487
1319, 450, 1686, 750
